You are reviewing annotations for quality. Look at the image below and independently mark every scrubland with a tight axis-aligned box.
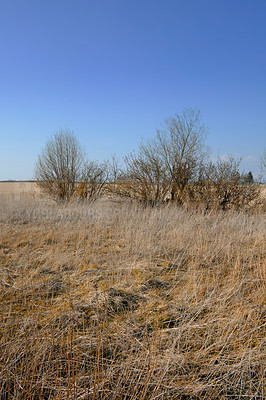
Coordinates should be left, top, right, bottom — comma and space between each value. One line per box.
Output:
0, 194, 265, 399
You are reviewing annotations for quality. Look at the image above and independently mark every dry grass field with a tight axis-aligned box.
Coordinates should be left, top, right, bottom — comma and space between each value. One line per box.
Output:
0, 185, 265, 399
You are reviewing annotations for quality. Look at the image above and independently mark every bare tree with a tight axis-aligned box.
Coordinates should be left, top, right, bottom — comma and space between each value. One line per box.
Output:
189, 156, 260, 211
206, 156, 241, 185
76, 160, 109, 201
35, 130, 85, 201
108, 155, 123, 183
121, 142, 169, 205
155, 108, 208, 202
118, 108, 208, 205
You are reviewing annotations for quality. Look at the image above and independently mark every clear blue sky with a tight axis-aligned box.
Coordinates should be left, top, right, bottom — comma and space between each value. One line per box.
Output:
0, 0, 265, 180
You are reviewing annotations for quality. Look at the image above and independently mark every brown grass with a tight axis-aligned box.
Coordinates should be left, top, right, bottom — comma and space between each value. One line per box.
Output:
0, 194, 265, 399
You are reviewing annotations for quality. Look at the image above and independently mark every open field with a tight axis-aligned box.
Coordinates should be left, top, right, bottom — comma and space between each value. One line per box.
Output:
0, 194, 265, 399
0, 182, 41, 201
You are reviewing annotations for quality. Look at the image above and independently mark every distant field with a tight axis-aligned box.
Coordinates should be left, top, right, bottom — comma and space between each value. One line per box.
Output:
0, 181, 40, 200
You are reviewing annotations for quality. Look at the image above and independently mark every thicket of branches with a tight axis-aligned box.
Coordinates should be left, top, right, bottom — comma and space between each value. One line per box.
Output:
182, 157, 261, 211
34, 111, 264, 211
113, 109, 262, 211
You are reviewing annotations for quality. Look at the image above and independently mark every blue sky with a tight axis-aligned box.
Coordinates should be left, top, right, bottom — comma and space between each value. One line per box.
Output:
0, 0, 265, 180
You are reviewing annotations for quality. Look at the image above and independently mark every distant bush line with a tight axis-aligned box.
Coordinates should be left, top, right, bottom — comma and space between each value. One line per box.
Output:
34, 108, 265, 212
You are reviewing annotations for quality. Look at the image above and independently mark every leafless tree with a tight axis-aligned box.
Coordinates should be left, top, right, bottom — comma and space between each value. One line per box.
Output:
76, 160, 109, 201
121, 108, 208, 204
108, 155, 123, 183
206, 156, 241, 185
155, 108, 208, 202
35, 130, 85, 201
121, 141, 169, 205
189, 156, 260, 211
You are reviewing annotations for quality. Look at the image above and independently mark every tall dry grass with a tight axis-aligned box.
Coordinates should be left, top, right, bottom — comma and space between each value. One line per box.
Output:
0, 195, 265, 399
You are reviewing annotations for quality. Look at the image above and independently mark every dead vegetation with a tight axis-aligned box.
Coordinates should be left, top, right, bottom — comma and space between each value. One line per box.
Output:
0, 196, 265, 399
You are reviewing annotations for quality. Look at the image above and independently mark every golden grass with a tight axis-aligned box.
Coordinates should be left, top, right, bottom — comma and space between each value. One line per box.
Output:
0, 196, 265, 399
